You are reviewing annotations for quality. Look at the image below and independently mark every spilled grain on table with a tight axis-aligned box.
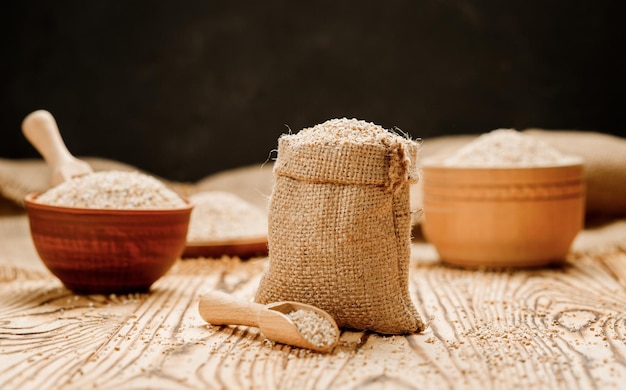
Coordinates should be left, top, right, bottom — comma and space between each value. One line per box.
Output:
1, 248, 626, 389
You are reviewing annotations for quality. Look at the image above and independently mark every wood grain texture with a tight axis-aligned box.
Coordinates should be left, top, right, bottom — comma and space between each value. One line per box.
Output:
2, 220, 626, 389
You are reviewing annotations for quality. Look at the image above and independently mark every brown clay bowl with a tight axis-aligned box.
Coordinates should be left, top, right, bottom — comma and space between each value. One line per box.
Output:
421, 160, 585, 268
24, 193, 193, 294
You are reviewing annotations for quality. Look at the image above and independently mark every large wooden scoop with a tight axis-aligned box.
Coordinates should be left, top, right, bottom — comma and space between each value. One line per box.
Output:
198, 291, 339, 353
22, 110, 93, 186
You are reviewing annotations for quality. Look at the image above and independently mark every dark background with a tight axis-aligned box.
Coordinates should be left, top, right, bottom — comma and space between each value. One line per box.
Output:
1, 1, 623, 182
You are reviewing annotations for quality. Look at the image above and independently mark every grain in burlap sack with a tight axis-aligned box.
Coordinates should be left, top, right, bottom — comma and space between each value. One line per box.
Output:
255, 118, 424, 334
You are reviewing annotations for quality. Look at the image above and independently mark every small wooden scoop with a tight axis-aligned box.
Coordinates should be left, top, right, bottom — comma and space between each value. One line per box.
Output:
198, 291, 339, 353
22, 110, 93, 186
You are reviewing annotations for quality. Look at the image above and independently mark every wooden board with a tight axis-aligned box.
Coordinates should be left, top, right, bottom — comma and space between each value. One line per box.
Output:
183, 236, 268, 259
2, 212, 626, 389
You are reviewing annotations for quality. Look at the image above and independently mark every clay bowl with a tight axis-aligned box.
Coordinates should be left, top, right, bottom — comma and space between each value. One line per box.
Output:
24, 193, 192, 294
421, 159, 585, 268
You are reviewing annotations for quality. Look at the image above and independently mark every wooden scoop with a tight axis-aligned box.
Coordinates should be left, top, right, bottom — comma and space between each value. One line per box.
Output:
22, 110, 93, 186
198, 291, 339, 353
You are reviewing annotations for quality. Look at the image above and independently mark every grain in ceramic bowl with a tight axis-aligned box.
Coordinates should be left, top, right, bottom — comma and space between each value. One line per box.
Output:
421, 129, 585, 268
24, 171, 192, 294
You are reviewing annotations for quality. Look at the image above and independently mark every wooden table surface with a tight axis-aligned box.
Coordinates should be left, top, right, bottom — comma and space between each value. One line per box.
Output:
2, 196, 626, 389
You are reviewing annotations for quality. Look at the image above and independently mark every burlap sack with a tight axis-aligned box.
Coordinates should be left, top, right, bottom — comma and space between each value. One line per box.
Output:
255, 118, 424, 334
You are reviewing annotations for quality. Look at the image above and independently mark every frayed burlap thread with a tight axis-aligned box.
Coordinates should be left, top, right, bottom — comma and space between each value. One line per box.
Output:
255, 118, 424, 334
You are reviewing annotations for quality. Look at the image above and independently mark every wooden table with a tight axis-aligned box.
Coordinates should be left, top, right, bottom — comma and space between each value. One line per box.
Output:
2, 195, 626, 389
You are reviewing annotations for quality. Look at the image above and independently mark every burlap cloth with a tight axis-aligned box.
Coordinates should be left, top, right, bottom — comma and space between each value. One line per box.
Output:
1, 128, 625, 318
0, 157, 273, 212
2, 129, 624, 220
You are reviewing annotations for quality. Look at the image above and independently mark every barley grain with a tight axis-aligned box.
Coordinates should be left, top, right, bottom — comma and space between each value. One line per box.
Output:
36, 170, 186, 209
288, 309, 338, 348
294, 117, 406, 146
442, 129, 578, 167
186, 191, 267, 242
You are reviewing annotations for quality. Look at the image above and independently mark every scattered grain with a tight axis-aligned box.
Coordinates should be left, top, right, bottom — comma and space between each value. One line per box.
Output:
288, 309, 338, 348
36, 170, 186, 209
441, 129, 579, 167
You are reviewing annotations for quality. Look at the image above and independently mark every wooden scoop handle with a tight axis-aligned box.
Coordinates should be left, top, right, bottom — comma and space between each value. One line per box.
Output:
22, 110, 92, 186
198, 290, 264, 328
22, 110, 75, 168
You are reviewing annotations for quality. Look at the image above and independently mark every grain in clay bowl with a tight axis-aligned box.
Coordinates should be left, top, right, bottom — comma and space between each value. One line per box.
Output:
421, 129, 585, 268
24, 171, 193, 294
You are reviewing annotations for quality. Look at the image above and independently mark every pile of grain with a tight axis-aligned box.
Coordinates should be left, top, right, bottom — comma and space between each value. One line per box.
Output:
288, 309, 338, 348
441, 129, 578, 167
36, 170, 186, 209
186, 191, 267, 242
294, 118, 400, 146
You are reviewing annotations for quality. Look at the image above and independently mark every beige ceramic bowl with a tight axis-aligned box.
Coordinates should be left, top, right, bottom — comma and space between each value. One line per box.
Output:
421, 159, 585, 268
25, 193, 192, 294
